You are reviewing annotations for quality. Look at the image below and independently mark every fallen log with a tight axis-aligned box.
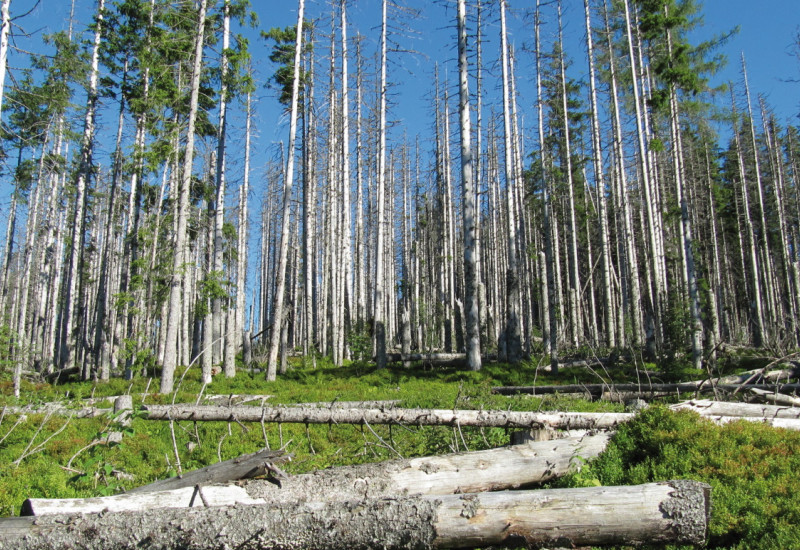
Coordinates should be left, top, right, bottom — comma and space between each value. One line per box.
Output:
291, 400, 401, 409
493, 382, 800, 396
142, 404, 632, 430
24, 434, 610, 515
672, 399, 800, 419
383, 352, 496, 366
202, 394, 272, 406
0, 480, 710, 549
0, 403, 112, 418
748, 388, 800, 406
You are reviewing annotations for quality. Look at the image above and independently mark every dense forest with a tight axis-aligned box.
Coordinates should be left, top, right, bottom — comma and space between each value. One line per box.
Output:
0, 0, 799, 396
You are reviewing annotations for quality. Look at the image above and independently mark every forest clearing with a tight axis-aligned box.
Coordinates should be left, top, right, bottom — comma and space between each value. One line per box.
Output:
1, 0, 800, 547
3, 355, 800, 548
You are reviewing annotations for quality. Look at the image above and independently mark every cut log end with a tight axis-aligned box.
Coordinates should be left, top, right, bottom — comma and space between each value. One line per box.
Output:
659, 479, 712, 546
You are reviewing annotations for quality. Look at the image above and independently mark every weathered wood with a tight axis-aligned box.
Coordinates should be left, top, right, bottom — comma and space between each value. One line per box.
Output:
123, 447, 288, 494
202, 394, 272, 406
493, 382, 800, 396
142, 403, 632, 430
25, 434, 610, 515
672, 399, 800, 419
1, 404, 112, 418
22, 485, 262, 516
748, 388, 800, 406
290, 400, 401, 409
0, 481, 710, 549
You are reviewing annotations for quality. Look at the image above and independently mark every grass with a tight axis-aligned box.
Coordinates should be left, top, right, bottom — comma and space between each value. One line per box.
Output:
2, 355, 799, 549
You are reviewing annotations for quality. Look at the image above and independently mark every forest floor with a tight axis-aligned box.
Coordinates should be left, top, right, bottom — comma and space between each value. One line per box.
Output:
1, 353, 800, 549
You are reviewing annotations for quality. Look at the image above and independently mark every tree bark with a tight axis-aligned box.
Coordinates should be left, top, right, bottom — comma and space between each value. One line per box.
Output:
0, 481, 710, 550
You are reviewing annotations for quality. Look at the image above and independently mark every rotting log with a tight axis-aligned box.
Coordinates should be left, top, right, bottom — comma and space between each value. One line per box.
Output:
124, 448, 289, 495
24, 434, 610, 515
141, 404, 632, 430
0, 481, 710, 550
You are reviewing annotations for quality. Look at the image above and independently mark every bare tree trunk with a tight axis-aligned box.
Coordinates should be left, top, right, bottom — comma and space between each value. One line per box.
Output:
584, 0, 615, 348
0, 0, 10, 120
499, 0, 521, 364
214, 0, 232, 373
161, 0, 207, 393
535, 1, 558, 370
267, 0, 305, 381
374, 0, 388, 369
58, 0, 105, 373
457, 0, 481, 370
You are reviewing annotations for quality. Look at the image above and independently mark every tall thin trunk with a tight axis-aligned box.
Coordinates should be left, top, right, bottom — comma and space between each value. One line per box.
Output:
584, 0, 615, 348
557, 1, 582, 348
623, 0, 663, 348
236, 88, 253, 366
266, 0, 305, 381
374, 0, 388, 369
535, 0, 558, 370
214, 0, 232, 374
161, 0, 208, 393
499, 0, 521, 364
59, 0, 105, 373
457, 0, 481, 370
0, 0, 10, 120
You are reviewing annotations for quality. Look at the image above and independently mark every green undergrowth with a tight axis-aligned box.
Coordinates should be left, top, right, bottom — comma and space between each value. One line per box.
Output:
552, 406, 800, 549
2, 357, 798, 549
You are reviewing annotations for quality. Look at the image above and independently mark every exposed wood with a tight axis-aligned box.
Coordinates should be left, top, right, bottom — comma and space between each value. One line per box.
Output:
142, 403, 633, 430
0, 481, 710, 549
25, 434, 610, 516
126, 448, 289, 494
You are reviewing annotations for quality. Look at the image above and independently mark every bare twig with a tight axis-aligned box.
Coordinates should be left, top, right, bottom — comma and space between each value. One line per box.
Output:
362, 418, 403, 459
169, 417, 182, 475
13, 413, 72, 466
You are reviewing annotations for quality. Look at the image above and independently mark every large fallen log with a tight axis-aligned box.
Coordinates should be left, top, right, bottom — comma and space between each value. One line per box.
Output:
24, 434, 611, 515
142, 403, 632, 430
0, 480, 710, 549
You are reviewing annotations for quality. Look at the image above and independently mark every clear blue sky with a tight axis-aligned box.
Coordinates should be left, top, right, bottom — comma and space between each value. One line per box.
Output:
15, 0, 800, 137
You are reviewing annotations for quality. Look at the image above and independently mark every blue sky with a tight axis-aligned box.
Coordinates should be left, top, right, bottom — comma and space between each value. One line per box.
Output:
16, 0, 800, 139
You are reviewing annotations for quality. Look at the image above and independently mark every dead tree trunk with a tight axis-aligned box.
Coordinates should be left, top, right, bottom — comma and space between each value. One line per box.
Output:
24, 434, 610, 515
1, 481, 710, 550
142, 403, 632, 430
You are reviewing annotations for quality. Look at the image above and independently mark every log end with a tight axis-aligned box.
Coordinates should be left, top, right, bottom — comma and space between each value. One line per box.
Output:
660, 479, 711, 546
